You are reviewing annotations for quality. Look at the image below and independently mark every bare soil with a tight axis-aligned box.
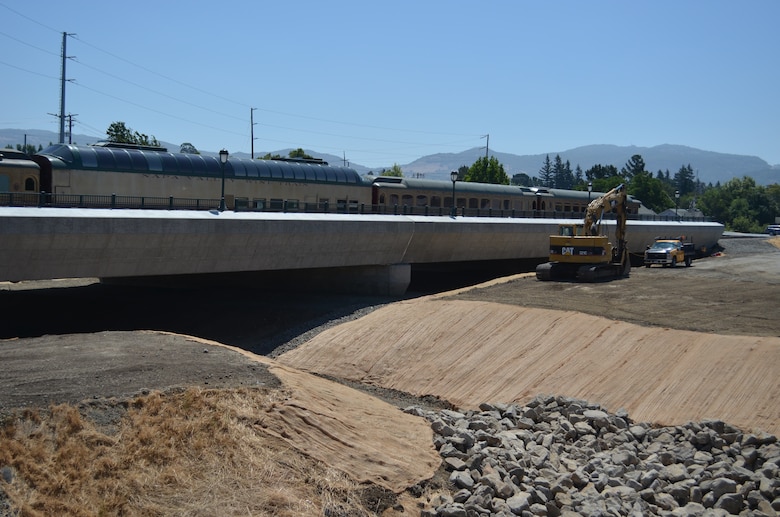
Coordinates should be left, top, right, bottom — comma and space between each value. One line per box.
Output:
1, 234, 779, 515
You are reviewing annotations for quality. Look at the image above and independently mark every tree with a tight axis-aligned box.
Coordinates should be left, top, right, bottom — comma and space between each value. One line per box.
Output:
465, 156, 509, 184
674, 164, 696, 195
106, 122, 160, 147
538, 155, 554, 187
628, 170, 673, 213
621, 154, 646, 182
552, 155, 574, 189
384, 163, 403, 177
289, 148, 314, 160
106, 122, 135, 143
180, 142, 200, 154
511, 173, 532, 186
585, 164, 619, 182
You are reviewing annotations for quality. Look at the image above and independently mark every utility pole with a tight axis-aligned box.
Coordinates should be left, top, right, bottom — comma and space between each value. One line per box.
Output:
59, 32, 75, 144
66, 114, 78, 144
482, 134, 489, 178
250, 107, 257, 159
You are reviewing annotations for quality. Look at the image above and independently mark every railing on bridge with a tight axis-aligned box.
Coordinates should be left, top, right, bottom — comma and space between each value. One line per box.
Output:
0, 191, 713, 223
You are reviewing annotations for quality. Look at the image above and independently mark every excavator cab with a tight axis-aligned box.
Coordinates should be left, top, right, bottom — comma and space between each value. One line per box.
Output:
537, 184, 630, 281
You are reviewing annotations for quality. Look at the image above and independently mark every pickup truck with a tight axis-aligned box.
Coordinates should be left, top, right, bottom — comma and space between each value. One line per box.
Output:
644, 238, 695, 267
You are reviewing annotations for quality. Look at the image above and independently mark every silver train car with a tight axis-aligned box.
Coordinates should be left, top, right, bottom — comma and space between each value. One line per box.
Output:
1, 142, 649, 218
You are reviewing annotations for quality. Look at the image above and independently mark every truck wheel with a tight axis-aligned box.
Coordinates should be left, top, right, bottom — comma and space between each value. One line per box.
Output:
671, 256, 677, 268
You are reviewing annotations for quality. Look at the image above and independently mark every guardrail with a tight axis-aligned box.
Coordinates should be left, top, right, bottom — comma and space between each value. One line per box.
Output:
0, 191, 714, 222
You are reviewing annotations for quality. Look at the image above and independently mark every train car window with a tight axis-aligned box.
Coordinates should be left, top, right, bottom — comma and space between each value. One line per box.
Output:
94, 147, 115, 169
174, 154, 193, 175
469, 198, 478, 209
401, 194, 413, 206
290, 163, 306, 181
480, 199, 490, 209
253, 199, 266, 210
112, 149, 133, 170
416, 195, 427, 207
188, 155, 211, 176
229, 160, 246, 177
286, 199, 300, 210
24, 177, 36, 191
79, 147, 99, 168
141, 151, 163, 172
159, 153, 179, 174
129, 150, 148, 171
390, 194, 400, 206
430, 196, 441, 207
269, 198, 284, 210
268, 161, 284, 179
503, 200, 510, 210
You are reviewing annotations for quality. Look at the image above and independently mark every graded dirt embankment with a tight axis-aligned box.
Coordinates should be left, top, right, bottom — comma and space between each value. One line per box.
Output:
278, 237, 780, 436
278, 296, 780, 435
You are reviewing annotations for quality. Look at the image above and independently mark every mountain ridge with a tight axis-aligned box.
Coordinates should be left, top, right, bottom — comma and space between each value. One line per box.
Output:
1, 128, 777, 186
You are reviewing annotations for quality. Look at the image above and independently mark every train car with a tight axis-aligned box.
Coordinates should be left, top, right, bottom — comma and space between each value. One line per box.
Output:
0, 148, 40, 194
30, 143, 370, 211
370, 176, 645, 217
18, 142, 648, 217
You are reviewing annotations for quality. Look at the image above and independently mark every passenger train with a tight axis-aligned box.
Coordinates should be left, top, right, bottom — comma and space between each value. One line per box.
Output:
0, 142, 646, 217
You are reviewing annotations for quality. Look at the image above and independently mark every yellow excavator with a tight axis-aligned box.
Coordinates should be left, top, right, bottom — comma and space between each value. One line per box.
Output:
535, 183, 631, 281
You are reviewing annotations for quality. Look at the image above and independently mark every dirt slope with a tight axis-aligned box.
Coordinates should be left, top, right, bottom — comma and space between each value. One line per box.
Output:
278, 297, 780, 435
279, 237, 780, 436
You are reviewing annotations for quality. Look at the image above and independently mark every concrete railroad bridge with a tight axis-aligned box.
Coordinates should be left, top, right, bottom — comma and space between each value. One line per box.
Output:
0, 207, 724, 295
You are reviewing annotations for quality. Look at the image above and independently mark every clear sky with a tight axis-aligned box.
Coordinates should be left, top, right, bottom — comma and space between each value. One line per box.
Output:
2, 1, 778, 168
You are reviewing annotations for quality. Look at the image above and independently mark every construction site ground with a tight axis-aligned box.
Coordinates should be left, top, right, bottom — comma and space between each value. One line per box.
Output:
1, 234, 779, 511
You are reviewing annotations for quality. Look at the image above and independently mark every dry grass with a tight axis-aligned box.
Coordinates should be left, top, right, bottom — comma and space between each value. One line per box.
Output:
0, 387, 400, 516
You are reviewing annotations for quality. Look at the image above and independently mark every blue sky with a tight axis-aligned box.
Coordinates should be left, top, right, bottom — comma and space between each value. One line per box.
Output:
2, 1, 778, 168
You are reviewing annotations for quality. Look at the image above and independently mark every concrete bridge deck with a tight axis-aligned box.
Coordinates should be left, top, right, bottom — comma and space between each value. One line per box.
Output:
0, 207, 724, 294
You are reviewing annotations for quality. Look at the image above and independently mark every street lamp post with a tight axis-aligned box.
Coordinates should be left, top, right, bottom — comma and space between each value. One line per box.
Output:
675, 189, 680, 220
219, 149, 229, 211
588, 181, 592, 202
450, 170, 458, 217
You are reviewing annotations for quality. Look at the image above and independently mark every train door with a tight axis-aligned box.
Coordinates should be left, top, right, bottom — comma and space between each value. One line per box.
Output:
31, 155, 52, 193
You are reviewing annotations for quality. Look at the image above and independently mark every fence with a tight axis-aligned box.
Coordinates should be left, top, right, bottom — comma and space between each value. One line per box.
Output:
0, 191, 713, 223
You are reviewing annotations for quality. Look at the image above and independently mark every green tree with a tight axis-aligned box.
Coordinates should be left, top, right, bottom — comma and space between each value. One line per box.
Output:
621, 154, 646, 182
538, 155, 554, 187
511, 172, 532, 186
384, 163, 403, 177
465, 156, 509, 184
180, 142, 200, 154
106, 122, 135, 143
628, 170, 673, 213
289, 148, 314, 159
552, 155, 574, 189
674, 164, 696, 195
584, 164, 619, 182
106, 122, 160, 147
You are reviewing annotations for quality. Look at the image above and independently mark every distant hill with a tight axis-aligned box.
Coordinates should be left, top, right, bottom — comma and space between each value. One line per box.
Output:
399, 144, 778, 186
2, 129, 777, 186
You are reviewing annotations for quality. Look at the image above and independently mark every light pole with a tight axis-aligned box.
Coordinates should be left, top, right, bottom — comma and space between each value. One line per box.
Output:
588, 181, 592, 202
219, 149, 228, 211
450, 170, 458, 217
675, 189, 680, 219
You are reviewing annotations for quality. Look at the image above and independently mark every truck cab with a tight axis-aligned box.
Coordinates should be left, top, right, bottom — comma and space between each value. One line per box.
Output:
644, 238, 694, 267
